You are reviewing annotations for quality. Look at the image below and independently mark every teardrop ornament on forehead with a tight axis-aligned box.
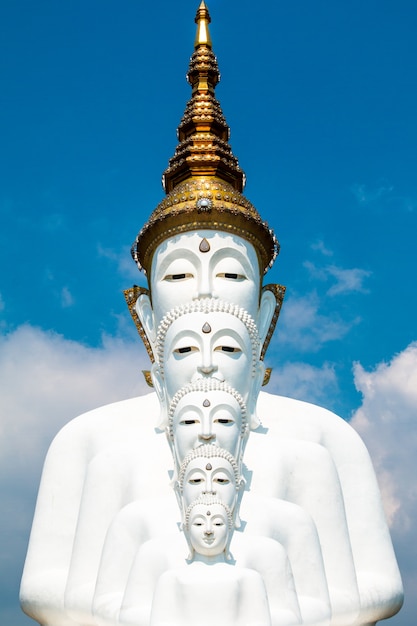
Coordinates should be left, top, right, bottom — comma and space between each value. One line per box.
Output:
203, 399, 211, 407
202, 322, 211, 333
206, 463, 212, 471
199, 238, 210, 253
206, 510, 211, 516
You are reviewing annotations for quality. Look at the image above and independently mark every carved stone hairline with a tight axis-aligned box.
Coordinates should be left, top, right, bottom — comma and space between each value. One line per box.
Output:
178, 444, 241, 491
167, 380, 248, 441
156, 298, 260, 378
184, 494, 233, 531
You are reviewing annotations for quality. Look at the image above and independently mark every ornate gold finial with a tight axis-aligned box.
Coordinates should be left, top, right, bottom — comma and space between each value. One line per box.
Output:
131, 4, 280, 276
195, 1, 212, 48
161, 2, 239, 193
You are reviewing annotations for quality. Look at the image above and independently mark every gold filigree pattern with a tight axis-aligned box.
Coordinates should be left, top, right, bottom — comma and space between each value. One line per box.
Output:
123, 286, 155, 363
260, 284, 286, 361
131, 3, 280, 277
132, 177, 279, 276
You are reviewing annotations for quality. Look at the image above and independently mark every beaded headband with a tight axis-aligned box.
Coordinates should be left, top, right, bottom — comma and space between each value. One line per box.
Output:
178, 444, 240, 492
167, 380, 248, 441
184, 494, 233, 531
156, 298, 260, 378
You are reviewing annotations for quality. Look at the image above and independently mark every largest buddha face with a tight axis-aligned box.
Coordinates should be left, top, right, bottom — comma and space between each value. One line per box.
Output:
150, 230, 261, 325
135, 230, 277, 378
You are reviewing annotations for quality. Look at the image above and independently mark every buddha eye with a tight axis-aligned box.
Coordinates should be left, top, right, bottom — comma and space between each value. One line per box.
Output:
188, 478, 203, 484
174, 346, 198, 354
214, 346, 241, 353
163, 273, 193, 281
193, 521, 203, 526
214, 521, 224, 526
213, 477, 230, 484
180, 419, 200, 426
216, 273, 246, 281
214, 418, 234, 425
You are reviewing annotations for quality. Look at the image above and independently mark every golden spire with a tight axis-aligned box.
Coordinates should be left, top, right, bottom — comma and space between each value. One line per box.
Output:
132, 3, 280, 276
162, 2, 244, 193
194, 2, 212, 48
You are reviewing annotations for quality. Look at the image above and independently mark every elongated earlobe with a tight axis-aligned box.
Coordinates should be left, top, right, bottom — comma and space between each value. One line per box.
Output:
247, 361, 265, 429
258, 284, 286, 360
135, 293, 157, 355
151, 362, 168, 429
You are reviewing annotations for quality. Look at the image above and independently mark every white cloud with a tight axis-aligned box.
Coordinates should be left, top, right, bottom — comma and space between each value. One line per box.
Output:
0, 324, 153, 625
60, 285, 74, 308
276, 292, 357, 352
0, 325, 152, 481
351, 182, 414, 213
326, 266, 371, 295
351, 343, 417, 532
311, 240, 334, 257
351, 343, 417, 623
303, 261, 371, 295
97, 243, 141, 282
351, 182, 394, 205
267, 360, 338, 406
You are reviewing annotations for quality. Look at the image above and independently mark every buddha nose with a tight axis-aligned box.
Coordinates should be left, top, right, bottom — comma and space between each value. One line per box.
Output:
199, 415, 215, 442
203, 474, 215, 495
197, 350, 218, 376
196, 270, 213, 299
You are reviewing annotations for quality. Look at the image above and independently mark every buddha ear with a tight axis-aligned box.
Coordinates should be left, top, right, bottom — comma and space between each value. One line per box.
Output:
257, 287, 276, 347
258, 284, 286, 359
247, 360, 265, 429
135, 292, 157, 355
151, 362, 168, 430
173, 480, 183, 513
234, 478, 246, 529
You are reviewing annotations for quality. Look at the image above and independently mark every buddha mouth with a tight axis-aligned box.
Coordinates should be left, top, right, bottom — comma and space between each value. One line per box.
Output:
192, 373, 225, 384
203, 537, 215, 545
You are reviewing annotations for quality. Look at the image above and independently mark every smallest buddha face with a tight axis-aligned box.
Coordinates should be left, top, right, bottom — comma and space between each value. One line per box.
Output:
181, 455, 238, 511
188, 503, 229, 558
171, 389, 245, 463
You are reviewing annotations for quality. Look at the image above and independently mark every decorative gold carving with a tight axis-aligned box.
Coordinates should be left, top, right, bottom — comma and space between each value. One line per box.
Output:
142, 370, 154, 387
131, 3, 280, 277
194, 2, 212, 48
260, 284, 286, 361
262, 368, 272, 387
132, 177, 279, 276
123, 286, 155, 363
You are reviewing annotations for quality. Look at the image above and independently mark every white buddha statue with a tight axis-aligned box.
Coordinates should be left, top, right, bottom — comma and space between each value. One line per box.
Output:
20, 4, 403, 626
166, 379, 249, 472
113, 496, 306, 626
92, 444, 331, 625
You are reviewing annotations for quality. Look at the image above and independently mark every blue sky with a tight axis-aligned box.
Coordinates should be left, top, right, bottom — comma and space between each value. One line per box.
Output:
1, 1, 416, 624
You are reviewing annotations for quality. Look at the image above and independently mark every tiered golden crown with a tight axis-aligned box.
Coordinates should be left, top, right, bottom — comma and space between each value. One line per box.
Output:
131, 2, 279, 275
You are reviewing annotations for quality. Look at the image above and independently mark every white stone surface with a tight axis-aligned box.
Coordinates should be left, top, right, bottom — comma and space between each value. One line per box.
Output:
20, 391, 403, 625
20, 230, 403, 626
